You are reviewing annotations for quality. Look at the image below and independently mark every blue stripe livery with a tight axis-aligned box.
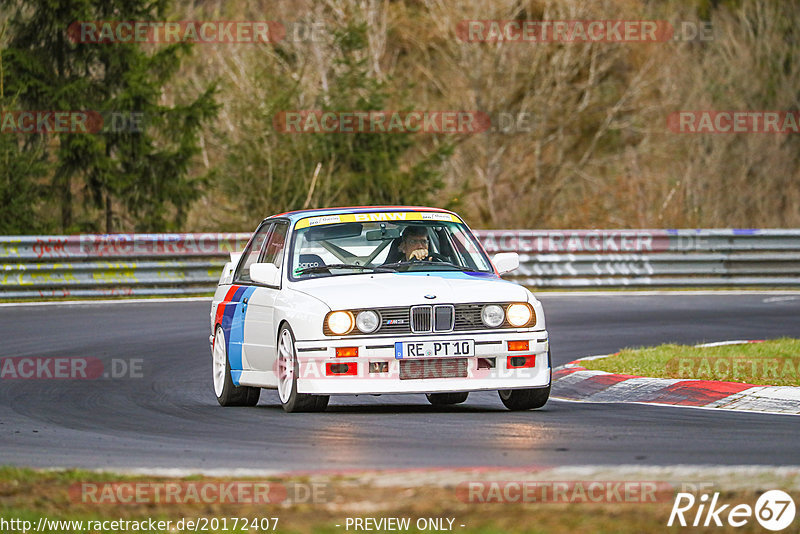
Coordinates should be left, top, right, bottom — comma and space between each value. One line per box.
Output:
221, 286, 258, 385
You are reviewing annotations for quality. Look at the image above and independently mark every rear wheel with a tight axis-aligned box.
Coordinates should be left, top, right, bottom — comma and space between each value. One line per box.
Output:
212, 326, 260, 407
498, 349, 551, 411
277, 325, 329, 413
426, 392, 469, 405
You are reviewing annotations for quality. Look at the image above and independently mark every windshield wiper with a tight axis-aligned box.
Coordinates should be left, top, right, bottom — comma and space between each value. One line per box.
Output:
378, 260, 473, 272
294, 264, 380, 275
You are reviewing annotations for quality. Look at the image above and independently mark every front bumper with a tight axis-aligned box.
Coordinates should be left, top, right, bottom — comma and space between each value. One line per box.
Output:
294, 329, 550, 395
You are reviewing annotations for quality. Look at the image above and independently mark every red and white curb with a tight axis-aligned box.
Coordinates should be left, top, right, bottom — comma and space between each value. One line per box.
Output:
552, 341, 800, 416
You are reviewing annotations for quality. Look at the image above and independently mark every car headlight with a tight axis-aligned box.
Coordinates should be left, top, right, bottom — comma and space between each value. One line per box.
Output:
327, 311, 354, 335
506, 303, 533, 327
481, 304, 505, 327
355, 310, 380, 333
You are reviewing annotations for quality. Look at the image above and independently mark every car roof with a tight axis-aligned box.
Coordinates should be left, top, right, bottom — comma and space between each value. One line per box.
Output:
264, 205, 457, 223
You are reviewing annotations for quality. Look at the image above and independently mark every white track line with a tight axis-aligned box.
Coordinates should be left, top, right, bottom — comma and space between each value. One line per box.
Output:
552, 396, 800, 417
38, 464, 800, 483
3, 290, 800, 307
0, 296, 212, 307
537, 290, 800, 297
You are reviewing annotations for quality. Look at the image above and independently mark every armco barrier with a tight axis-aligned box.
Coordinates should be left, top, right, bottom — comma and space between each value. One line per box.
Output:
1, 229, 799, 298
476, 229, 800, 288
0, 234, 251, 299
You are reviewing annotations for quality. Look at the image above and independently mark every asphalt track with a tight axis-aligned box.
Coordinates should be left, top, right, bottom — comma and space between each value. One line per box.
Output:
1, 293, 799, 472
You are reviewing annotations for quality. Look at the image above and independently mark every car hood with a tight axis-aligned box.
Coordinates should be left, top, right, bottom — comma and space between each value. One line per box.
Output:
289, 271, 529, 310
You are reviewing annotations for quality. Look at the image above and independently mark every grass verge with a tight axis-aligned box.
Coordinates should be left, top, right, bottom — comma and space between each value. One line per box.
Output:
578, 338, 800, 387
2, 467, 799, 533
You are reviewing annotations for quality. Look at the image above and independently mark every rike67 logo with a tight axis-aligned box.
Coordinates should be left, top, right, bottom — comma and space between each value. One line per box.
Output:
668, 490, 796, 531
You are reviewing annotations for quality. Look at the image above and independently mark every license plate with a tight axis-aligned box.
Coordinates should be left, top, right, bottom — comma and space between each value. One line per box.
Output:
394, 339, 474, 359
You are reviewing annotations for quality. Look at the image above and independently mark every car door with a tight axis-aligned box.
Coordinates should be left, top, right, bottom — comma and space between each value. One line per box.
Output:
216, 222, 272, 386
240, 220, 289, 382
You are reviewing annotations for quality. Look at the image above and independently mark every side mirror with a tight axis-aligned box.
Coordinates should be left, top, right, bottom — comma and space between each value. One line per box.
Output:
492, 252, 520, 275
250, 262, 281, 286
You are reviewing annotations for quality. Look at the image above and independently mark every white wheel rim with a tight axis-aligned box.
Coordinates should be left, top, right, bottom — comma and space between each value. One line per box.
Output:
277, 329, 295, 403
212, 327, 227, 397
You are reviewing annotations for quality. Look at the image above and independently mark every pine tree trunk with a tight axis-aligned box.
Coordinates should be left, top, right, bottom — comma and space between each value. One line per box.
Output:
60, 174, 71, 232
105, 194, 113, 233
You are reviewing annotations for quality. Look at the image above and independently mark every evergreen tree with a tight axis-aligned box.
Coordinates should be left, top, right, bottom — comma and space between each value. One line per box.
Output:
216, 22, 452, 228
1, 0, 218, 233
1, 22, 52, 234
316, 23, 452, 207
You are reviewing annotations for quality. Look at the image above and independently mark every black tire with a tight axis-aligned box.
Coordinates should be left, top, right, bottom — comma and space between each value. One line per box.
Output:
277, 324, 329, 413
314, 395, 330, 411
426, 392, 469, 405
213, 326, 260, 407
498, 349, 551, 411
498, 386, 549, 410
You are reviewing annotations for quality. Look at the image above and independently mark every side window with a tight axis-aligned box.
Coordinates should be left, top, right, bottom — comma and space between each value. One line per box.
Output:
261, 222, 288, 269
234, 223, 272, 284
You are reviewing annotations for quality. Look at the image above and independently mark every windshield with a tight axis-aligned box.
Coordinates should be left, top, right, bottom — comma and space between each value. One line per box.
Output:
289, 218, 493, 279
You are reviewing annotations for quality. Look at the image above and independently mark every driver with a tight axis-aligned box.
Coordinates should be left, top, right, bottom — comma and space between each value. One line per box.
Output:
398, 226, 434, 261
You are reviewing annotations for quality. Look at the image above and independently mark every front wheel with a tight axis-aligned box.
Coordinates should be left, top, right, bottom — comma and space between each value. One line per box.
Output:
277, 325, 329, 413
426, 392, 469, 405
498, 349, 551, 411
212, 326, 260, 407
498, 386, 549, 410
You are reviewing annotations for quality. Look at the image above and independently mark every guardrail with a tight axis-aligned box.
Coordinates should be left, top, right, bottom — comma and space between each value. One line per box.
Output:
0, 234, 251, 299
477, 229, 800, 288
1, 229, 798, 298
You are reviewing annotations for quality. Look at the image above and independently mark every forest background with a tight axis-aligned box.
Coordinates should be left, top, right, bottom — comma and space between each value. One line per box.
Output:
1, 0, 798, 234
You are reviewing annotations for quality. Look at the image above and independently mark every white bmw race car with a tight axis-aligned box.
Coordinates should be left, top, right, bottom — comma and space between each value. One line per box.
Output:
210, 206, 550, 412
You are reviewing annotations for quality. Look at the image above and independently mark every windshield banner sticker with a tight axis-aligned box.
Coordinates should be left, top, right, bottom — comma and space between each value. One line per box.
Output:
295, 211, 462, 229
